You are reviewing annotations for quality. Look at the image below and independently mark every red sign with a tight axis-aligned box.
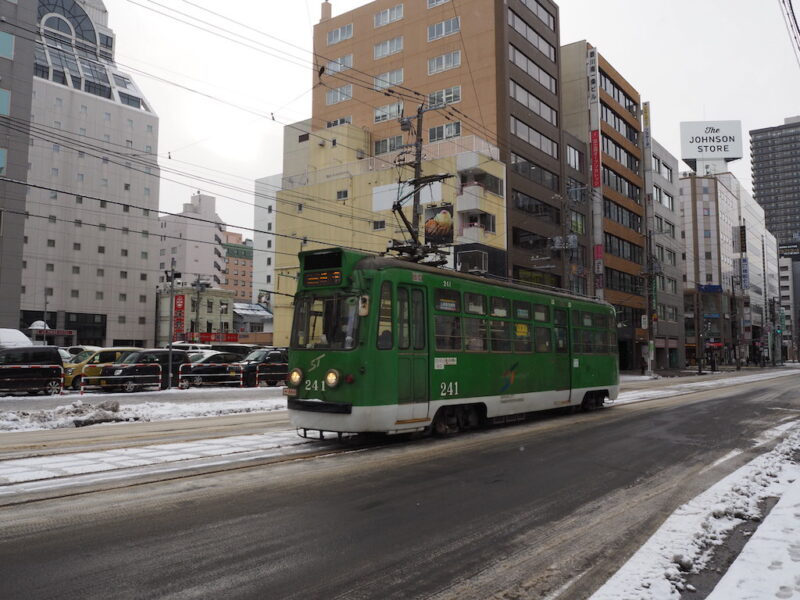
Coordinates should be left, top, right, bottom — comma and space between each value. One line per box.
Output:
196, 332, 240, 343
590, 129, 601, 187
38, 329, 76, 336
174, 295, 186, 332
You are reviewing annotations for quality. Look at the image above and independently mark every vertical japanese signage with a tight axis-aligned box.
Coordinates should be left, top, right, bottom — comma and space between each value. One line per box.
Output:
587, 47, 603, 295
174, 294, 185, 334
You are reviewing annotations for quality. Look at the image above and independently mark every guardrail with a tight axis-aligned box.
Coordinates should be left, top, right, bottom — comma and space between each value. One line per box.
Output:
0, 364, 63, 395
255, 363, 289, 387
178, 362, 243, 389
80, 363, 162, 394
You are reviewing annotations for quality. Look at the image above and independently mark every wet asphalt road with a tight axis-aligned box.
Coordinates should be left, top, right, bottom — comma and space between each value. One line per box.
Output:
0, 373, 798, 599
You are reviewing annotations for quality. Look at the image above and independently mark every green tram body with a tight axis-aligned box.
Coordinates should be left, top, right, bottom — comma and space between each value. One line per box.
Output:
285, 248, 619, 435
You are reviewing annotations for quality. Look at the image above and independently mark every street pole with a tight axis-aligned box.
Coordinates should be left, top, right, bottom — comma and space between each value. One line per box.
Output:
411, 104, 424, 245
166, 258, 176, 390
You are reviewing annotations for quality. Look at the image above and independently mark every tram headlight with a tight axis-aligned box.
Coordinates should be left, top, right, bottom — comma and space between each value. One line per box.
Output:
288, 368, 303, 387
324, 369, 340, 388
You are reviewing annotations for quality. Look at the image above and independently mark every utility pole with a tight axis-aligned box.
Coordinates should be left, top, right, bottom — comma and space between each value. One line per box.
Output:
165, 258, 180, 390
390, 103, 452, 264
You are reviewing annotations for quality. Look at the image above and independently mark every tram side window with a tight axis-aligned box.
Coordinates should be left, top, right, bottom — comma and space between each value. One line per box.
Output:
514, 301, 531, 320
490, 320, 513, 352
533, 304, 549, 322
534, 327, 551, 352
582, 311, 593, 327
593, 313, 608, 328
593, 330, 607, 353
514, 321, 532, 352
554, 309, 568, 353
435, 288, 461, 312
464, 317, 487, 351
377, 281, 394, 349
464, 292, 486, 315
411, 289, 426, 350
397, 287, 410, 349
435, 315, 462, 350
491, 297, 509, 317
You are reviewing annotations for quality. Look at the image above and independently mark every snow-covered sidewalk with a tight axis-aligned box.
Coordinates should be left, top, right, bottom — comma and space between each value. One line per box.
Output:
589, 422, 800, 600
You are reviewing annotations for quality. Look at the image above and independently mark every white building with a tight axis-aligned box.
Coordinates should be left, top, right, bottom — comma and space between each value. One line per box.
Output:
22, 0, 160, 346
158, 193, 225, 287
680, 170, 779, 364
253, 175, 279, 308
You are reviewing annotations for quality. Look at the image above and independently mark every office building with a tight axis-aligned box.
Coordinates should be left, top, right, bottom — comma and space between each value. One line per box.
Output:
680, 171, 779, 365
221, 231, 254, 301
562, 41, 648, 369
21, 0, 160, 346
751, 117, 800, 247
0, 0, 35, 328
158, 193, 225, 287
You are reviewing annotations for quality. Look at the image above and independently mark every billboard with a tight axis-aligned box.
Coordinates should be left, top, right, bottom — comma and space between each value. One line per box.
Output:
680, 121, 742, 162
424, 205, 454, 246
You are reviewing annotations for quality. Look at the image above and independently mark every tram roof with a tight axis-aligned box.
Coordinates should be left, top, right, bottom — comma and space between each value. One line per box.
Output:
353, 254, 613, 311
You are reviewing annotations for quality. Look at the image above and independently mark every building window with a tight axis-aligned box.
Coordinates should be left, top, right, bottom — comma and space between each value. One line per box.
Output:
72, 266, 80, 274
373, 220, 386, 230
429, 121, 461, 142
97, 268, 104, 276
566, 146, 583, 171
507, 9, 555, 61
428, 17, 460, 41
46, 263, 54, 272
374, 68, 403, 90
510, 80, 557, 125
374, 36, 403, 59
374, 135, 403, 155
118, 316, 126, 324
510, 116, 559, 159
326, 116, 352, 128
336, 190, 348, 200
327, 23, 353, 45
428, 0, 450, 6
71, 290, 79, 298
325, 84, 352, 105
96, 291, 104, 300
47, 239, 55, 248
374, 5, 403, 27
428, 50, 461, 75
428, 85, 461, 107
326, 54, 353, 73
73, 242, 81, 251
374, 101, 403, 123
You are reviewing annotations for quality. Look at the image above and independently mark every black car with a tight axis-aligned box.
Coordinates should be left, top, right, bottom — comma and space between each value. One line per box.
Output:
179, 352, 245, 388
98, 349, 190, 392
237, 348, 289, 387
0, 346, 64, 395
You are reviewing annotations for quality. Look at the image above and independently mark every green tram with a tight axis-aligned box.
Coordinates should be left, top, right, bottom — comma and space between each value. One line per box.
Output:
285, 248, 619, 436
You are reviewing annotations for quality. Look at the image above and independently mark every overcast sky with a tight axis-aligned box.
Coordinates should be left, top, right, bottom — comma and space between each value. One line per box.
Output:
104, 0, 800, 235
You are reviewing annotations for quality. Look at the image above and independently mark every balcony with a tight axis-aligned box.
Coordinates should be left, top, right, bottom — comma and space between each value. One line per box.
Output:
456, 183, 496, 214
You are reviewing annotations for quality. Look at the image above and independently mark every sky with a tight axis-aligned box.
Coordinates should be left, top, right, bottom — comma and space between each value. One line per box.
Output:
102, 0, 800, 236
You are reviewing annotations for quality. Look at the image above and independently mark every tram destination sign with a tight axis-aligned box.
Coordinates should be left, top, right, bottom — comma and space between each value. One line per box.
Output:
680, 121, 742, 162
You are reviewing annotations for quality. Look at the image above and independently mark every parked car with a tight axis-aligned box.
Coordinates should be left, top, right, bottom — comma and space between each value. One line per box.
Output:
0, 329, 33, 349
63, 345, 101, 356
63, 347, 139, 390
0, 346, 64, 395
179, 351, 245, 388
237, 348, 289, 387
97, 349, 190, 392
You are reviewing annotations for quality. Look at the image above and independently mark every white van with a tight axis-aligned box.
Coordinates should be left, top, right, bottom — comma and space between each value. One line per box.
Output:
0, 329, 32, 349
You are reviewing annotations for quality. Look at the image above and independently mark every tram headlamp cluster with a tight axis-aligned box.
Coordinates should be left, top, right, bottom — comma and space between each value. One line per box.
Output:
288, 368, 303, 387
324, 369, 341, 388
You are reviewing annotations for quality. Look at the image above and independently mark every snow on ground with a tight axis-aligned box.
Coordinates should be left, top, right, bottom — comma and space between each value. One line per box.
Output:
0, 392, 287, 432
589, 422, 800, 600
614, 369, 799, 406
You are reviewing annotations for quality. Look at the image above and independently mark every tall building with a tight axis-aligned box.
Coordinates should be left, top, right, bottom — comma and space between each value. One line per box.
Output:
680, 171, 779, 365
21, 0, 161, 346
751, 117, 800, 247
158, 193, 225, 287
252, 172, 282, 309
778, 256, 795, 360
562, 42, 648, 369
221, 231, 253, 301
646, 138, 684, 368
0, 0, 35, 328
271, 0, 596, 344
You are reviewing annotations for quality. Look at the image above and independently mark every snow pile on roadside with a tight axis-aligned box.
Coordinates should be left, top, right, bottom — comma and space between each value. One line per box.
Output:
0, 397, 288, 432
589, 422, 800, 600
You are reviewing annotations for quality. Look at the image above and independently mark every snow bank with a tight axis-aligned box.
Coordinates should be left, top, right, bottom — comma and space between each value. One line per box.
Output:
589, 424, 800, 600
0, 397, 287, 432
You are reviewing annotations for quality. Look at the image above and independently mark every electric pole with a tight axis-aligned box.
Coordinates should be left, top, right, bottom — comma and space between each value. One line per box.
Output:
165, 258, 180, 390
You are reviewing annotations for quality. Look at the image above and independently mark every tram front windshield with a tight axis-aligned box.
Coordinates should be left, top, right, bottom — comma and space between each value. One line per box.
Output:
291, 294, 359, 350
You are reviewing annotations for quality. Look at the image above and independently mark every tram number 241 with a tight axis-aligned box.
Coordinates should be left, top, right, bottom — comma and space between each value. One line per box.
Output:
440, 381, 459, 397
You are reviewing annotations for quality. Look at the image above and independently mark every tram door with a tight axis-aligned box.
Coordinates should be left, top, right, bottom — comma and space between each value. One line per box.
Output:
552, 307, 571, 403
396, 286, 429, 420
